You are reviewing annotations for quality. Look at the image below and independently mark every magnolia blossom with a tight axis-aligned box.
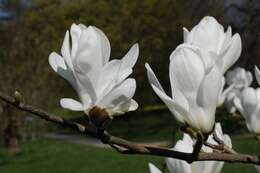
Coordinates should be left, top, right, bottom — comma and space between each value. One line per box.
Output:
233, 67, 260, 135
49, 24, 139, 117
146, 16, 242, 133
149, 123, 231, 173
234, 87, 260, 136
183, 16, 241, 74
167, 123, 231, 173
146, 44, 222, 133
218, 67, 252, 113
226, 67, 253, 89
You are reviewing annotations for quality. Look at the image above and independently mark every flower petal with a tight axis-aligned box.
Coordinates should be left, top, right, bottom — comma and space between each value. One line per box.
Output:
97, 78, 136, 113
196, 66, 222, 132
146, 63, 188, 123
70, 24, 83, 59
121, 43, 139, 69
48, 52, 77, 88
188, 16, 225, 53
255, 66, 260, 85
60, 98, 84, 111
73, 26, 103, 81
96, 60, 121, 99
170, 45, 205, 106
166, 134, 193, 173
217, 34, 242, 74
148, 163, 162, 173
93, 26, 111, 65
183, 27, 190, 42
61, 30, 73, 70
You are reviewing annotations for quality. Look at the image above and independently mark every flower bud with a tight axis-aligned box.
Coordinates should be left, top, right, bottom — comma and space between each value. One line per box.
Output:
89, 106, 111, 129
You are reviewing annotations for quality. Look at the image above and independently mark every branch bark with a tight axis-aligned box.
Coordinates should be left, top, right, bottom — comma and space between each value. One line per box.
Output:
0, 91, 259, 165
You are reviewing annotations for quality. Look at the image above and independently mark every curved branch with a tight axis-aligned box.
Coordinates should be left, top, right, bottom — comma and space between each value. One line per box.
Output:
0, 91, 259, 165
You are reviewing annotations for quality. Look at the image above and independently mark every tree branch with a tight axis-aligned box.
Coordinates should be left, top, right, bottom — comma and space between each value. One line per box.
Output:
0, 91, 259, 165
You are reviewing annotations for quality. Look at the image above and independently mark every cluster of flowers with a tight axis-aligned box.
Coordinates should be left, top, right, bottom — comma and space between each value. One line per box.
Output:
48, 16, 259, 173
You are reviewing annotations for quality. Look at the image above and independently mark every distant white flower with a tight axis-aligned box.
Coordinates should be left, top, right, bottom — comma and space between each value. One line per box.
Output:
146, 44, 222, 133
226, 67, 253, 89
218, 67, 252, 113
234, 87, 260, 135
166, 123, 231, 173
183, 16, 242, 74
49, 24, 139, 117
148, 163, 162, 173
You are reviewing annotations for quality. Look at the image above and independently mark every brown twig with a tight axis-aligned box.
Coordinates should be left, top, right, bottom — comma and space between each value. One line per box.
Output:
0, 91, 259, 165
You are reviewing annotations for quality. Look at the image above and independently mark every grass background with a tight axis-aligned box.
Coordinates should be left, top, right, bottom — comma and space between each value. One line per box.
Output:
0, 136, 259, 173
0, 110, 259, 173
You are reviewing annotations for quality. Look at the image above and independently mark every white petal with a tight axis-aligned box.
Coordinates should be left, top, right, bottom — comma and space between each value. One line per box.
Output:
188, 16, 224, 53
146, 63, 188, 123
96, 60, 121, 99
73, 26, 103, 80
240, 87, 258, 120
166, 134, 193, 173
48, 52, 77, 88
170, 45, 205, 107
93, 26, 111, 65
196, 66, 222, 132
129, 99, 138, 111
97, 78, 136, 112
114, 44, 139, 85
75, 71, 96, 106
191, 161, 224, 173
106, 99, 138, 116
121, 43, 139, 69
61, 30, 73, 69
233, 97, 245, 116
183, 27, 190, 43
148, 163, 162, 173
70, 23, 84, 59
254, 66, 260, 86
218, 77, 226, 106
166, 157, 192, 173
217, 34, 242, 74
174, 134, 194, 152
219, 26, 232, 53
60, 98, 84, 111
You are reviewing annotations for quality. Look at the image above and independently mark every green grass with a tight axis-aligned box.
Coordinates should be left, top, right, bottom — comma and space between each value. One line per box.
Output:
0, 136, 259, 173
0, 139, 164, 173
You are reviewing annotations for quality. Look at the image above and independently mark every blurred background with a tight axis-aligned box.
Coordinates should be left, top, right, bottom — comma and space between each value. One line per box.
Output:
0, 0, 259, 172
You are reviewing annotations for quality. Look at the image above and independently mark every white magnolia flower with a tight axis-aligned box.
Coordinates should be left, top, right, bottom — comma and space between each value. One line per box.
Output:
226, 67, 253, 89
146, 44, 222, 133
218, 67, 252, 113
234, 87, 260, 135
183, 16, 242, 74
148, 163, 162, 173
166, 123, 231, 173
49, 24, 139, 117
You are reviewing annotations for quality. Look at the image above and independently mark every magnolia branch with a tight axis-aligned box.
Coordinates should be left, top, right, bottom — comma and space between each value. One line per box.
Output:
0, 91, 259, 165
